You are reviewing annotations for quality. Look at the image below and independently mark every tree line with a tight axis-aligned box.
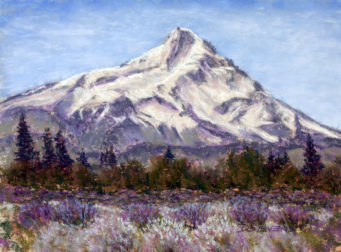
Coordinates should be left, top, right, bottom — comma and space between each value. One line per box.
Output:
2, 113, 340, 194
5, 113, 115, 189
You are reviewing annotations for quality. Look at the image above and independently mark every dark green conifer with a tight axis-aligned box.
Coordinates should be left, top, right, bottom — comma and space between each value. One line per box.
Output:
163, 146, 175, 161
14, 113, 34, 162
54, 130, 73, 170
77, 148, 90, 167
302, 134, 324, 180
100, 147, 116, 168
42, 128, 56, 168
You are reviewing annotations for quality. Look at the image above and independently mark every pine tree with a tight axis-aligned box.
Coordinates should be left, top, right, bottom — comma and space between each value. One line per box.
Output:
163, 146, 175, 161
274, 154, 282, 170
266, 151, 276, 175
54, 130, 73, 170
107, 147, 117, 166
42, 128, 56, 168
282, 151, 290, 165
100, 147, 116, 168
14, 113, 35, 162
302, 134, 324, 182
100, 152, 105, 167
77, 148, 90, 167
267, 150, 290, 177
275, 152, 289, 167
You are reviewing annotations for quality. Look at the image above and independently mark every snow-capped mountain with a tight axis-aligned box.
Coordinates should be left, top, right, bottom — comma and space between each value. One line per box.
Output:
0, 27, 340, 162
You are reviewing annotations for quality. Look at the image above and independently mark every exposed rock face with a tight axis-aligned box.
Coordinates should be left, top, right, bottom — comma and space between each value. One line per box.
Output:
0, 27, 340, 164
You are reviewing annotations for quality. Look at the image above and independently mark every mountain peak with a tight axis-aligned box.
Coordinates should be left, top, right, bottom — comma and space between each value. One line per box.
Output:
166, 27, 216, 55
167, 27, 198, 42
162, 27, 210, 70
0, 26, 340, 163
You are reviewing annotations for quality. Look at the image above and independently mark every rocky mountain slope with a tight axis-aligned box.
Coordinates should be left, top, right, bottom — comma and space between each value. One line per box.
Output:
0, 27, 340, 164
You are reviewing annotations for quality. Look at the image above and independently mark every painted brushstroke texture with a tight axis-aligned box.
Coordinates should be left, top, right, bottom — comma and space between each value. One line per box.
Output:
0, 27, 340, 167
0, 0, 341, 128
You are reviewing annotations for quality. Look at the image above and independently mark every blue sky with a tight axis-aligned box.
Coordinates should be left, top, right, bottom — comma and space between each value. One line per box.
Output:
1, 0, 341, 128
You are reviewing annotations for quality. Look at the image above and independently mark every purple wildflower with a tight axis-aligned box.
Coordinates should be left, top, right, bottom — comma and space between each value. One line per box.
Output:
54, 198, 98, 226
17, 199, 97, 230
121, 203, 159, 227
275, 205, 313, 231
174, 203, 209, 229
17, 201, 55, 230
230, 199, 268, 230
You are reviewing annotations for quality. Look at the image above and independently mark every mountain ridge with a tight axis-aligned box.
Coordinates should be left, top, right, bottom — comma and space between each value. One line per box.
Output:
0, 27, 340, 165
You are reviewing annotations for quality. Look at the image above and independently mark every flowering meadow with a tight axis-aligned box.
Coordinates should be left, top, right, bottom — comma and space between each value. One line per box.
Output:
0, 186, 340, 252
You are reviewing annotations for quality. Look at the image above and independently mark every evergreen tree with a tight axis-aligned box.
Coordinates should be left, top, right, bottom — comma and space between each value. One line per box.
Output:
302, 134, 324, 181
54, 130, 73, 170
42, 128, 56, 167
77, 148, 90, 167
282, 151, 290, 164
100, 152, 105, 167
100, 147, 116, 168
275, 151, 290, 167
14, 113, 34, 162
266, 151, 276, 175
107, 147, 117, 165
268, 151, 290, 176
274, 154, 282, 171
227, 146, 269, 189
163, 146, 175, 161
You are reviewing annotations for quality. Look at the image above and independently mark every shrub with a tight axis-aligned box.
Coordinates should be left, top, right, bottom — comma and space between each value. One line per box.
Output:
97, 159, 146, 191
141, 217, 203, 251
174, 203, 209, 229
275, 205, 313, 232
33, 209, 138, 252
271, 163, 305, 190
97, 167, 120, 187
86, 216, 137, 251
32, 163, 72, 190
53, 198, 97, 226
226, 148, 270, 190
70, 162, 94, 188
121, 203, 159, 227
0, 185, 34, 203
4, 161, 83, 190
230, 198, 268, 230
185, 167, 217, 192
148, 156, 192, 190
319, 162, 341, 194
4, 161, 38, 187
17, 201, 55, 230
17, 199, 97, 230
121, 160, 147, 190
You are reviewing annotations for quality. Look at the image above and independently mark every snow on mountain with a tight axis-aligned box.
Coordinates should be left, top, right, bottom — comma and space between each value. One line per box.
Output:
0, 27, 340, 161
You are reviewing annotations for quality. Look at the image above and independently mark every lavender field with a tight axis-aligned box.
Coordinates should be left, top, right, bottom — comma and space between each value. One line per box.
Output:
0, 186, 339, 252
